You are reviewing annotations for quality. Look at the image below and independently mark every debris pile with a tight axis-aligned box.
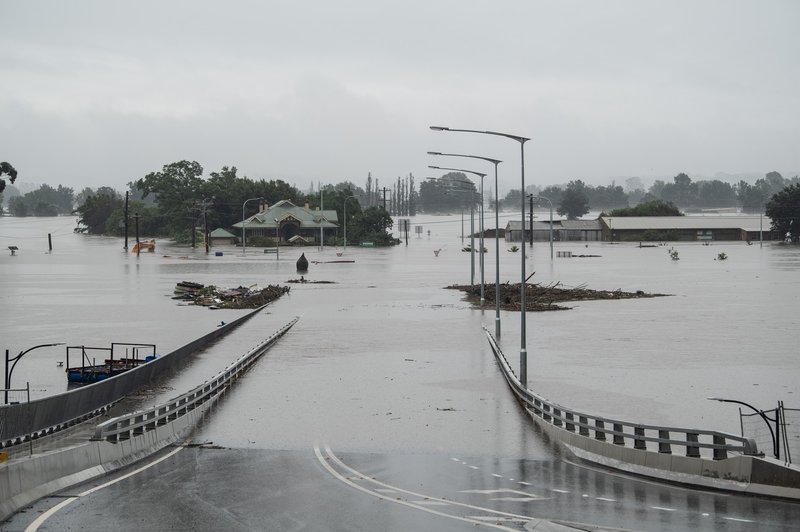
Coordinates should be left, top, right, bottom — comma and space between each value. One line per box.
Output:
172, 281, 289, 309
448, 281, 668, 312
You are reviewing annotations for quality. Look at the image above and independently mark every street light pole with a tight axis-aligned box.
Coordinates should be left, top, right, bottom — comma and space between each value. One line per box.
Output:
343, 195, 358, 251
431, 126, 530, 387
5, 343, 64, 404
428, 151, 502, 336
429, 165, 487, 304
242, 197, 263, 255
530, 195, 554, 260
708, 397, 780, 459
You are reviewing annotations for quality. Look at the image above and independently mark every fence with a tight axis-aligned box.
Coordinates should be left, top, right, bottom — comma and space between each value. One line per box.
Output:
0, 305, 267, 448
485, 329, 759, 461
95, 317, 298, 442
741, 403, 798, 465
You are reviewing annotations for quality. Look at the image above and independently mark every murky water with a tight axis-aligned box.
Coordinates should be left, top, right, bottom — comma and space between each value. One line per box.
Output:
1, 215, 797, 457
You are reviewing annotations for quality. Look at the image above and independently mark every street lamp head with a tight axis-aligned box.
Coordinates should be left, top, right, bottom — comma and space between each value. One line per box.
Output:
427, 151, 443, 156
707, 397, 724, 402
429, 126, 450, 131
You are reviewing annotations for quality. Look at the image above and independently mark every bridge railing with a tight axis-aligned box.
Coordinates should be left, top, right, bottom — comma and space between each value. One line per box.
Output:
94, 317, 298, 443
0, 305, 270, 448
485, 330, 759, 461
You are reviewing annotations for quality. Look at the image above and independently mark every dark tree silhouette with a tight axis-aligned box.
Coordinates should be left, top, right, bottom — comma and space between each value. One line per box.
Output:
0, 162, 18, 193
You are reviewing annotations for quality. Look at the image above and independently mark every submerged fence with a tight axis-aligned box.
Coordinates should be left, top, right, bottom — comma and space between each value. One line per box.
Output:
0, 305, 267, 448
485, 329, 759, 461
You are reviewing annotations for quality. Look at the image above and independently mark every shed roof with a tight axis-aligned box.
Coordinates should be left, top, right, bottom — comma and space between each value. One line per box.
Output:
560, 220, 602, 230
506, 220, 562, 231
601, 215, 770, 232
232, 200, 339, 229
209, 228, 237, 238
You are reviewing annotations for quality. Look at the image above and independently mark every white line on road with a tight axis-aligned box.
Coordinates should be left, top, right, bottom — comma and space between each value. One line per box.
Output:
651, 506, 676, 512
550, 489, 569, 493
25, 445, 185, 532
596, 497, 617, 502
724, 517, 754, 523
491, 473, 503, 478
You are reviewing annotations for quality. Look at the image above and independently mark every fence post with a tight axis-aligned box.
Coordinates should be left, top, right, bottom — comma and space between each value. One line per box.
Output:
713, 435, 727, 460
579, 416, 590, 436
634, 426, 647, 450
686, 432, 701, 457
613, 423, 625, 446
658, 430, 672, 454
595, 420, 607, 441
565, 412, 575, 432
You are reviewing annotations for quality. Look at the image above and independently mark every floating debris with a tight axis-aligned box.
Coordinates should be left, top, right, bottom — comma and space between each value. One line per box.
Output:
172, 281, 289, 309
447, 281, 669, 311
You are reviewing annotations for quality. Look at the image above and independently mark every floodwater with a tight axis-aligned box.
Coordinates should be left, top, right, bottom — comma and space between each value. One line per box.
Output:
0, 214, 798, 458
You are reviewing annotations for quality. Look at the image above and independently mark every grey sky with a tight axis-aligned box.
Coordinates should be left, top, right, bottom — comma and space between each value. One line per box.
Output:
1, 0, 798, 195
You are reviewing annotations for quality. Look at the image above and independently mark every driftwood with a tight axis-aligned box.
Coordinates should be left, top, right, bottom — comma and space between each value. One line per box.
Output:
447, 281, 669, 311
172, 282, 289, 309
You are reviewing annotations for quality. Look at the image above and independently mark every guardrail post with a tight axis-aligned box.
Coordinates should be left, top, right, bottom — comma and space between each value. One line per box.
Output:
713, 435, 727, 460
533, 399, 543, 417
119, 418, 131, 441
565, 412, 575, 431
133, 414, 144, 436
157, 406, 169, 425
595, 420, 607, 441
579, 416, 590, 436
552, 408, 562, 427
634, 426, 647, 450
613, 423, 625, 446
543, 404, 552, 423
686, 432, 701, 457
658, 430, 672, 454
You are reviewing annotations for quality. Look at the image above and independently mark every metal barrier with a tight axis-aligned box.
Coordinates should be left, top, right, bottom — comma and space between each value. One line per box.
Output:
485, 329, 759, 461
0, 305, 268, 448
95, 317, 298, 442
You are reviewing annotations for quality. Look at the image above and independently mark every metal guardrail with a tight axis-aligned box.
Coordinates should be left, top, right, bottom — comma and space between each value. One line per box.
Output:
0, 305, 267, 448
94, 317, 298, 443
485, 329, 759, 461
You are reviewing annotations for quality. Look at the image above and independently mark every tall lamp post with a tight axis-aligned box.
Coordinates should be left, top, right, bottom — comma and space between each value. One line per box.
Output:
431, 126, 530, 387
708, 397, 780, 459
530, 195, 554, 260
429, 165, 487, 306
427, 176, 478, 286
429, 151, 503, 338
242, 197, 263, 255
343, 195, 358, 251
5, 343, 64, 404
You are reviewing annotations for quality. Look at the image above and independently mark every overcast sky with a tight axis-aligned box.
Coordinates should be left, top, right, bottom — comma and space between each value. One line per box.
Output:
2, 0, 798, 195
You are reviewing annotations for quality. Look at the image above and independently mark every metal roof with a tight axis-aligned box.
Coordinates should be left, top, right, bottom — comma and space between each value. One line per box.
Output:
560, 220, 602, 230
209, 228, 237, 238
601, 215, 770, 232
232, 200, 339, 229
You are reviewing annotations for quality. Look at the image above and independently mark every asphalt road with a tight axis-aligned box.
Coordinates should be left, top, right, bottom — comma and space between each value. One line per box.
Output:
5, 440, 800, 532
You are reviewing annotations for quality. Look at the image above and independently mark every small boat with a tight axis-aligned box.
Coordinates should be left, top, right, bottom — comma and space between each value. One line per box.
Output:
296, 253, 309, 273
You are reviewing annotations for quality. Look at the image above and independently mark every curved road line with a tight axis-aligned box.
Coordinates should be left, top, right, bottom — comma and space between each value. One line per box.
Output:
313, 443, 529, 530
24, 445, 185, 532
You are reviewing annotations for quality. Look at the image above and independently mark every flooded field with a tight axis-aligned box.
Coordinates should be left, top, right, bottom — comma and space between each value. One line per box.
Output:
0, 214, 797, 458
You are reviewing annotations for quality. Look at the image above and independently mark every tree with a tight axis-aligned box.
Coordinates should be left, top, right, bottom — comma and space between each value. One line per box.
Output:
660, 173, 698, 208
0, 162, 18, 194
348, 206, 398, 246
418, 173, 476, 213
134, 160, 205, 239
696, 180, 737, 208
609, 200, 683, 217
75, 189, 123, 233
8, 196, 28, 216
557, 180, 590, 219
765, 184, 800, 242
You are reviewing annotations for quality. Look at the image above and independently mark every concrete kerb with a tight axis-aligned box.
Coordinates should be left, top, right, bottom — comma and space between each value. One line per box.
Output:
0, 391, 216, 523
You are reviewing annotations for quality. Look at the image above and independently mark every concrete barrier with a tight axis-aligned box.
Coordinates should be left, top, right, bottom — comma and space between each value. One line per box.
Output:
0, 317, 299, 523
485, 329, 800, 500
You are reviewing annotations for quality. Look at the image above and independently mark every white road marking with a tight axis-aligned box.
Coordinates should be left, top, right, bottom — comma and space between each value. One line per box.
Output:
316, 444, 531, 528
451, 457, 461, 462
468, 465, 480, 470
491, 497, 541, 502
25, 445, 185, 532
491, 474, 503, 478
724, 517, 754, 523
460, 489, 535, 496
517, 481, 532, 486
413, 500, 452, 506
596, 497, 616, 502
651, 506, 676, 512
551, 489, 569, 493
701, 513, 710, 517
469, 517, 529, 523
375, 488, 398, 493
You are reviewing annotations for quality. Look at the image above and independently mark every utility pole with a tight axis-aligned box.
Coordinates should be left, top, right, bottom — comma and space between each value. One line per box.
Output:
134, 212, 140, 255
529, 194, 534, 247
380, 187, 390, 210
124, 191, 129, 251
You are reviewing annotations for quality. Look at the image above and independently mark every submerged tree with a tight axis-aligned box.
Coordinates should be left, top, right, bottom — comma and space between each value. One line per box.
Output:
765, 184, 800, 242
0, 162, 17, 194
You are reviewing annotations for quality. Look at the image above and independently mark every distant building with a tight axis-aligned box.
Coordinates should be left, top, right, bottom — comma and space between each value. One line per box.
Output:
208, 228, 237, 246
232, 200, 339, 244
600, 215, 773, 242
505, 219, 602, 242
